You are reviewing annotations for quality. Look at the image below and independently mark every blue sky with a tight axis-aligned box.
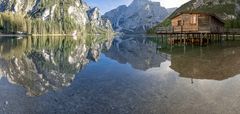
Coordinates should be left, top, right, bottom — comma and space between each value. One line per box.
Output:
85, 0, 190, 14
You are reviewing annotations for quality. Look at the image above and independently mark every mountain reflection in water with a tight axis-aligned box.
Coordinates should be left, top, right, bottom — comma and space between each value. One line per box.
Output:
107, 36, 240, 81
105, 35, 170, 70
1, 35, 240, 114
0, 35, 113, 96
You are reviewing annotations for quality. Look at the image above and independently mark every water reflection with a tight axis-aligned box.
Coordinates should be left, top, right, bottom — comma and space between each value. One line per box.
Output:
170, 44, 240, 80
103, 35, 240, 81
1, 35, 240, 96
0, 35, 113, 96
150, 37, 240, 81
1, 35, 240, 113
105, 35, 170, 70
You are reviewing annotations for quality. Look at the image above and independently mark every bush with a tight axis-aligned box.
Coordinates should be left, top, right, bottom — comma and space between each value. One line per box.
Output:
225, 19, 240, 29
0, 12, 27, 33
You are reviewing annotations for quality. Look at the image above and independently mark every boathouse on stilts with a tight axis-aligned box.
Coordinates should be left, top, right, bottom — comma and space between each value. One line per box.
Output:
155, 12, 237, 46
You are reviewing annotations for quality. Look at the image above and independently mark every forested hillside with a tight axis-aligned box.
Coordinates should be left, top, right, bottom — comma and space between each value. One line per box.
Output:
0, 0, 113, 35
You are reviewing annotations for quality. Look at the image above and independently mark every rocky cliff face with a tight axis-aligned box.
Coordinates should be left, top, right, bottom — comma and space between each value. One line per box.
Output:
167, 7, 177, 14
103, 0, 169, 33
0, 0, 113, 34
87, 7, 113, 30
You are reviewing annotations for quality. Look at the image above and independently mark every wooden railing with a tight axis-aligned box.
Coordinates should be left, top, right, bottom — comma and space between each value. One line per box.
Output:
156, 26, 240, 34
226, 29, 240, 34
156, 27, 173, 33
173, 26, 198, 33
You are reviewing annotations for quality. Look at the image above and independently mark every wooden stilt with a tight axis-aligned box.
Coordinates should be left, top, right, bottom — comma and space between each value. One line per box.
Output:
161, 35, 164, 43
233, 33, 235, 41
207, 34, 210, 45
226, 33, 229, 41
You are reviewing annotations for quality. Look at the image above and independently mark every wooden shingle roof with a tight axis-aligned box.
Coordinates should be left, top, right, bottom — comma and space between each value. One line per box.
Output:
170, 11, 225, 24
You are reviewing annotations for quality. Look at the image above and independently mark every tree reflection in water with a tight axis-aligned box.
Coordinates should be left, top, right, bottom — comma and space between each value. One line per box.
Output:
0, 35, 113, 96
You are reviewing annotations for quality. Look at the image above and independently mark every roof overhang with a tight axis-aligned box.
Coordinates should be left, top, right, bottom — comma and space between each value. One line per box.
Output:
170, 11, 225, 24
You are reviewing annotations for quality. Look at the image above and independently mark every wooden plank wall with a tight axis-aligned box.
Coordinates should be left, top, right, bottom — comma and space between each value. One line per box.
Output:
172, 14, 199, 32
171, 13, 225, 33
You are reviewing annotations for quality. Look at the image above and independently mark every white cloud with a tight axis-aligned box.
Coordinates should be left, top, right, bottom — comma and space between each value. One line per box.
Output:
152, 0, 190, 8
121, 0, 191, 8
86, 0, 191, 14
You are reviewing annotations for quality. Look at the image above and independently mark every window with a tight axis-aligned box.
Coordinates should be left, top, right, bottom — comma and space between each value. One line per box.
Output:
191, 14, 197, 24
177, 20, 182, 26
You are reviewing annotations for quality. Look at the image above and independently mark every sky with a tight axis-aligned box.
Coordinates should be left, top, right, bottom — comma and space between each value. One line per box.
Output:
85, 0, 190, 14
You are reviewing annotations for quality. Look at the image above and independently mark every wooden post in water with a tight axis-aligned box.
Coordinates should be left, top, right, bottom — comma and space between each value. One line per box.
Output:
184, 45, 186, 54
212, 34, 215, 43
233, 33, 235, 41
207, 34, 210, 45
183, 33, 186, 46
219, 34, 221, 43
161, 34, 164, 43
226, 32, 229, 41
215, 34, 217, 43
221, 34, 222, 42
180, 33, 183, 44
221, 34, 223, 43
192, 36, 194, 45
219, 34, 221, 42
174, 33, 179, 44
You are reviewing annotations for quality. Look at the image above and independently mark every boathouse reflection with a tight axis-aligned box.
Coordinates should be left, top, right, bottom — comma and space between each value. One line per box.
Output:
168, 42, 240, 81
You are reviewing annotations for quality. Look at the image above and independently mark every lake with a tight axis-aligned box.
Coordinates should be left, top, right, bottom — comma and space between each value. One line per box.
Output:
0, 35, 240, 114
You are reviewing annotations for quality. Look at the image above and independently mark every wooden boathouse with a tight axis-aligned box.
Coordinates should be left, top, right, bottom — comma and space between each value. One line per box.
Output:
171, 12, 225, 33
155, 12, 238, 46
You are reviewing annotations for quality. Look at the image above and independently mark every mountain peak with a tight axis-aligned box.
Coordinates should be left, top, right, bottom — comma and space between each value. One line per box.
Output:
103, 0, 168, 33
132, 0, 150, 2
130, 0, 151, 7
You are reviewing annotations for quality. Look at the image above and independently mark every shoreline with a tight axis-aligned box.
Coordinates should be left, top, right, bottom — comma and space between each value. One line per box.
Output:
0, 33, 115, 37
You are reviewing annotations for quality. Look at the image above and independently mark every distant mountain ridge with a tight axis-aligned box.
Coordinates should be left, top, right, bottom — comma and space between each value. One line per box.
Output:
103, 0, 173, 33
167, 7, 178, 14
